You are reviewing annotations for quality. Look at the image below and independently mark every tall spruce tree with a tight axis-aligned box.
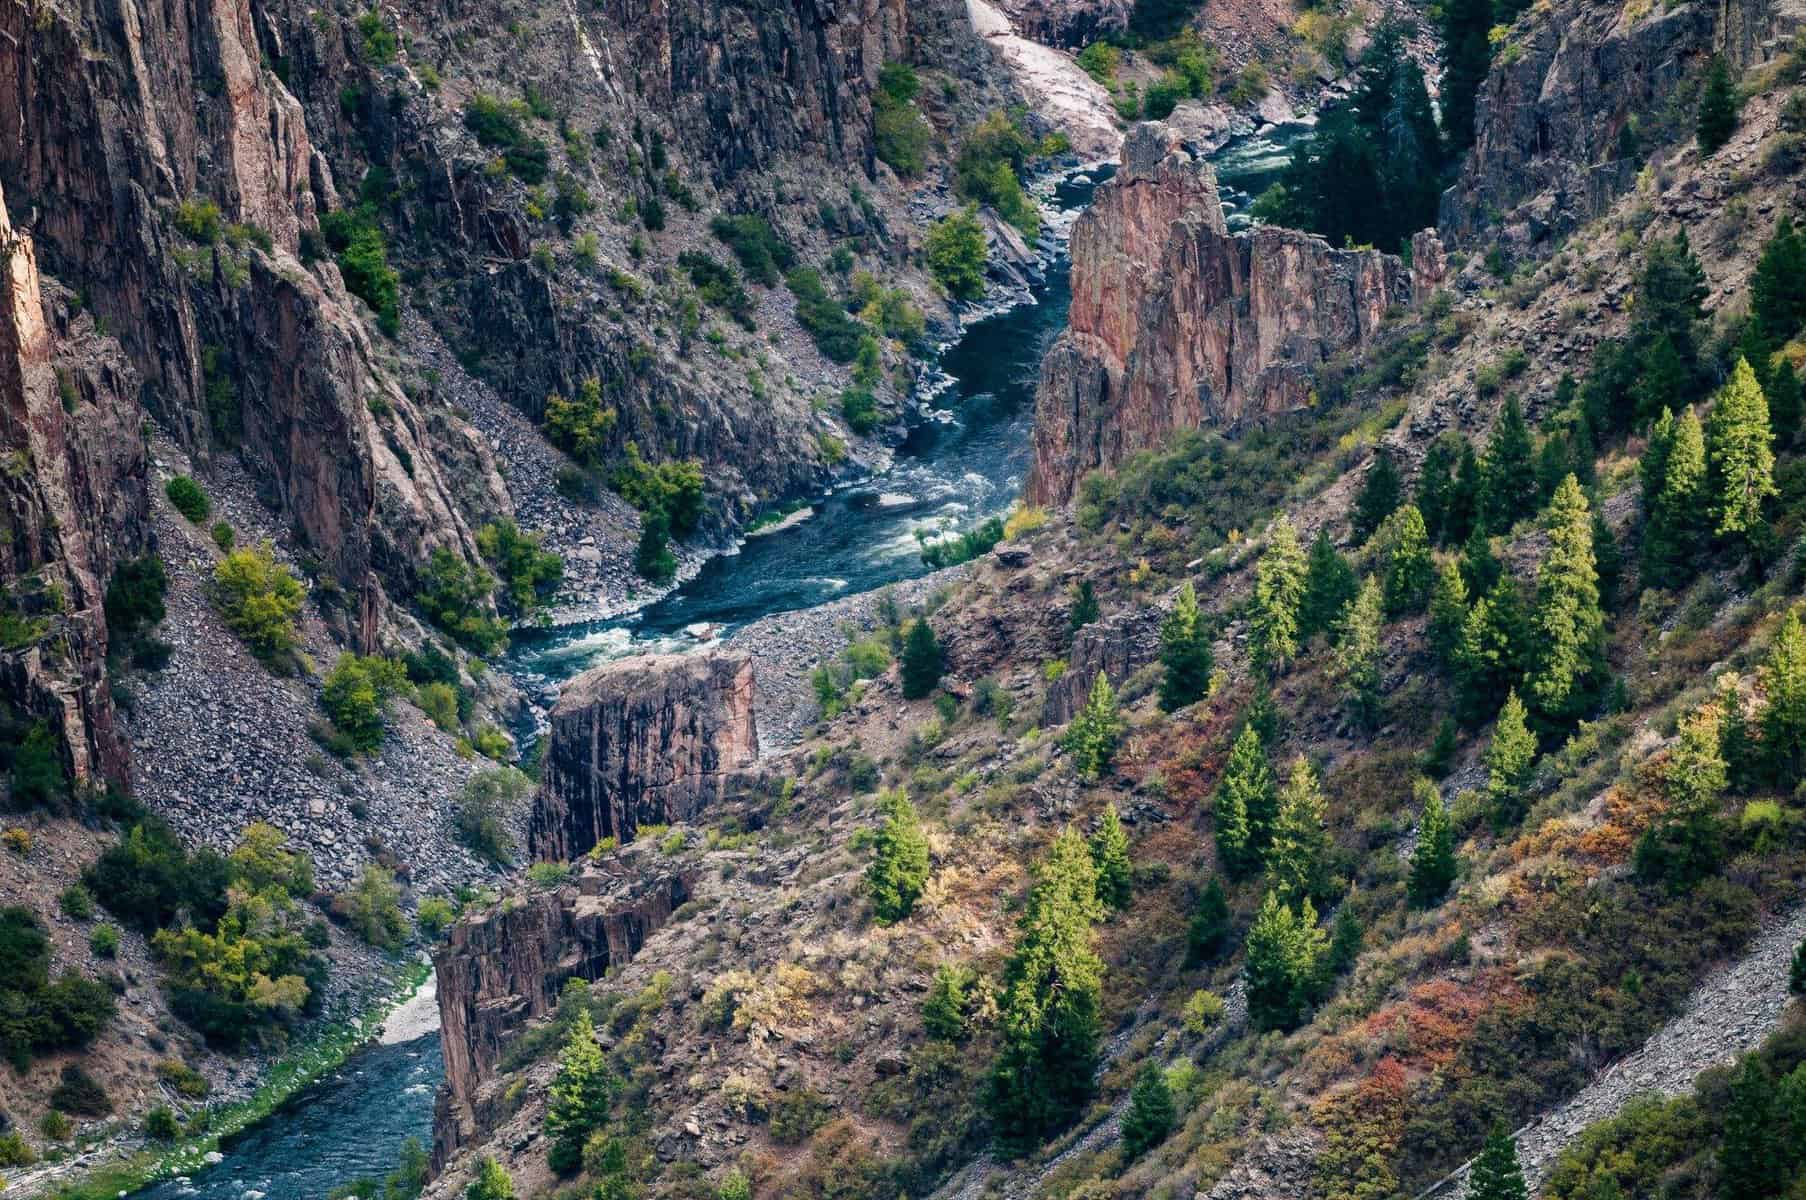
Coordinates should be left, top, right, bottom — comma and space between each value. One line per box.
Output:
1469, 1126, 1528, 1200
1697, 55, 1738, 155
1643, 406, 1707, 589
1266, 756, 1329, 908
900, 617, 943, 699
1416, 436, 1461, 544
1635, 233, 1709, 382
1244, 890, 1328, 1031
1066, 671, 1122, 780
1592, 511, 1623, 611
1159, 582, 1214, 712
1456, 576, 1527, 725
1251, 516, 1308, 675
1485, 690, 1538, 831
1482, 395, 1539, 534
987, 827, 1106, 1153
1089, 804, 1133, 911
1751, 217, 1806, 349
1407, 778, 1458, 907
1633, 705, 1726, 891
1215, 724, 1274, 876
1717, 674, 1758, 794
1430, 557, 1471, 665
1186, 875, 1231, 965
1354, 449, 1404, 543
1460, 525, 1503, 598
1706, 358, 1778, 543
1760, 608, 1806, 786
545, 1010, 613, 1174
1528, 476, 1605, 728
1445, 440, 1484, 546
1440, 0, 1494, 151
1120, 1063, 1177, 1161
1334, 575, 1385, 730
1719, 1056, 1782, 1200
1377, 504, 1434, 616
1300, 528, 1359, 643
1069, 579, 1100, 635
866, 790, 932, 923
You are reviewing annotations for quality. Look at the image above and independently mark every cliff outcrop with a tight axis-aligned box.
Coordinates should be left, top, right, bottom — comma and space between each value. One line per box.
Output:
529, 652, 760, 862
1025, 122, 1414, 506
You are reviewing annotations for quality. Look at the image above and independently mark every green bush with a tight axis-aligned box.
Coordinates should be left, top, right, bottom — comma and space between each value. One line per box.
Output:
0, 906, 117, 1069
875, 63, 931, 176
334, 864, 407, 951
211, 543, 305, 663
84, 820, 231, 933
59, 883, 94, 919
39, 1110, 72, 1141
785, 267, 868, 362
416, 896, 457, 938
165, 475, 211, 522
679, 251, 756, 329
174, 199, 223, 244
611, 444, 705, 536
88, 923, 120, 958
954, 113, 1041, 238
417, 682, 460, 731
417, 548, 508, 655
841, 386, 879, 435
145, 1104, 180, 1140
156, 1058, 212, 1099
464, 95, 549, 182
320, 209, 401, 337
321, 654, 410, 753
104, 555, 168, 637
355, 9, 396, 63
919, 516, 1004, 569
477, 520, 563, 614
49, 1063, 112, 1116
710, 215, 794, 286
541, 377, 617, 466
0, 1130, 36, 1167
926, 207, 987, 300
10, 721, 69, 811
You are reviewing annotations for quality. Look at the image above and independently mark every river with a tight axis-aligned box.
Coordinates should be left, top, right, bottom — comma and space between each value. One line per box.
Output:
119, 121, 1308, 1200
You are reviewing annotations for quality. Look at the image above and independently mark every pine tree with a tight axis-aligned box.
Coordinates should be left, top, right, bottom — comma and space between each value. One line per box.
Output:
1159, 582, 1214, 712
1717, 674, 1757, 794
866, 790, 932, 923
1335, 575, 1385, 729
1528, 476, 1605, 729
1069, 579, 1100, 635
1719, 1056, 1782, 1200
1706, 358, 1777, 542
1430, 557, 1470, 665
545, 1010, 613, 1174
1120, 1063, 1177, 1161
900, 617, 943, 699
1065, 671, 1122, 780
1485, 690, 1538, 831
923, 964, 975, 1040
1244, 683, 1282, 748
1251, 516, 1309, 675
1482, 395, 1538, 535
1407, 778, 1458, 907
1750, 216, 1806, 350
1089, 804, 1133, 911
1460, 524, 1502, 599
1791, 936, 1806, 995
1592, 511, 1622, 611
1535, 431, 1574, 505
1376, 505, 1434, 616
1416, 436, 1460, 543
1634, 234, 1709, 379
1696, 55, 1738, 155
1440, 0, 1494, 151
987, 827, 1106, 1152
1185, 875, 1231, 965
1266, 756, 1329, 908
1759, 608, 1806, 786
1768, 357, 1802, 449
1632, 333, 1689, 430
1244, 890, 1328, 1032
1634, 705, 1726, 891
1445, 440, 1484, 546
1423, 715, 1460, 778
1468, 1126, 1527, 1200
1643, 406, 1706, 589
1215, 724, 1274, 876
466, 1159, 515, 1200
1353, 450, 1403, 543
1456, 577, 1527, 725
1300, 528, 1359, 643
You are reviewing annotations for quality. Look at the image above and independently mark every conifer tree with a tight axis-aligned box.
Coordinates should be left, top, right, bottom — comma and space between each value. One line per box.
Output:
1353, 450, 1403, 543
1440, 0, 1493, 151
1407, 778, 1458, 907
1251, 516, 1308, 675
1635, 234, 1709, 383
1300, 528, 1359, 643
1430, 558, 1470, 665
1468, 1126, 1527, 1200
1460, 525, 1502, 599
1215, 724, 1274, 876
1456, 577, 1527, 725
1633, 333, 1689, 429
1375, 504, 1434, 616
1244, 890, 1328, 1031
1751, 216, 1806, 350
987, 827, 1106, 1152
1065, 671, 1122, 780
1266, 756, 1329, 907
1159, 582, 1213, 712
1760, 609, 1806, 786
1089, 804, 1133, 911
1244, 683, 1282, 748
1445, 440, 1484, 547
1719, 1056, 1782, 1200
1696, 55, 1738, 155
1186, 875, 1231, 965
866, 790, 932, 923
1485, 690, 1538, 831
467, 1159, 515, 1200
1642, 406, 1706, 589
900, 617, 943, 699
1535, 431, 1575, 505
1424, 715, 1460, 779
1592, 511, 1622, 611
1120, 1063, 1177, 1161
1416, 436, 1461, 544
1529, 476, 1605, 728
1634, 705, 1726, 891
1716, 674, 1757, 794
1069, 579, 1100, 635
1335, 575, 1385, 729
1791, 936, 1806, 995
545, 1010, 613, 1174
1768, 358, 1803, 448
1706, 358, 1777, 542
1482, 395, 1538, 535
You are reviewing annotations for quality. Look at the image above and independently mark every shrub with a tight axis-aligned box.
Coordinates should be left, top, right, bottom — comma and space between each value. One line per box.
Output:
417, 548, 507, 655
89, 923, 120, 957
165, 475, 210, 523
611, 444, 706, 537
2, 826, 30, 855
104, 555, 168, 637
710, 215, 794, 286
156, 1058, 211, 1099
416, 896, 457, 938
335, 864, 407, 951
39, 1110, 72, 1141
0, 1131, 35, 1167
145, 1104, 180, 1140
528, 861, 573, 889
84, 820, 230, 933
919, 516, 1004, 569
1182, 988, 1226, 1034
922, 963, 975, 1040
211, 543, 305, 663
786, 267, 868, 362
321, 655, 410, 753
418, 682, 460, 731
319, 209, 402, 337
210, 521, 236, 551
464, 95, 549, 182
926, 207, 987, 300
9, 722, 67, 812
874, 63, 931, 176
477, 520, 563, 614
455, 768, 529, 864
542, 378, 618, 466
679, 250, 756, 329
841, 386, 879, 435
59, 883, 94, 919
50, 1064, 111, 1116
174, 199, 223, 244
0, 906, 118, 1069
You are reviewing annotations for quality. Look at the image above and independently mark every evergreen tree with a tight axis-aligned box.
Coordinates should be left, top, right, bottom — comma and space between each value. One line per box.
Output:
1353, 450, 1403, 543
1767, 358, 1803, 449
1266, 756, 1329, 908
1456, 577, 1527, 725
1440, 0, 1494, 151
1468, 1126, 1527, 1200
1642, 406, 1706, 589
1719, 1056, 1782, 1200
1407, 778, 1458, 907
1416, 436, 1461, 544
1430, 558, 1471, 664
1444, 440, 1484, 546
1251, 516, 1308, 675
1716, 674, 1757, 794
1244, 890, 1328, 1032
1706, 358, 1777, 543
1065, 672, 1122, 780
545, 1010, 613, 1174
1300, 529, 1359, 643
987, 827, 1106, 1153
1185, 875, 1231, 966
1528, 476, 1605, 728
1069, 579, 1100, 635
1424, 715, 1460, 779
1159, 582, 1214, 712
866, 790, 932, 923
1633, 705, 1726, 891
1243, 683, 1282, 748
1696, 55, 1738, 155
1460, 525, 1503, 599
1632, 333, 1689, 430
1592, 511, 1623, 611
1335, 576, 1385, 730
900, 617, 943, 699
1482, 395, 1538, 535
1791, 936, 1806, 995
1323, 902, 1365, 980
1485, 690, 1538, 831
1759, 608, 1806, 786
1089, 804, 1133, 911
466, 1159, 515, 1200
1535, 431, 1575, 505
1750, 216, 1806, 350
1120, 1064, 1177, 1161
1215, 724, 1274, 876
1376, 504, 1434, 616
1634, 234, 1709, 380
923, 964, 975, 1040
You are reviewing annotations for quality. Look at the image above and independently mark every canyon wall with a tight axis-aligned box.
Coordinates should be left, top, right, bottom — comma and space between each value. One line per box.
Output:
1025, 122, 1414, 507
529, 652, 760, 862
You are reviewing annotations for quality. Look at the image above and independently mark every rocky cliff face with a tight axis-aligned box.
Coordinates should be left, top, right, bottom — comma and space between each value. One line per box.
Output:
432, 865, 693, 1165
529, 652, 760, 862
1025, 122, 1414, 506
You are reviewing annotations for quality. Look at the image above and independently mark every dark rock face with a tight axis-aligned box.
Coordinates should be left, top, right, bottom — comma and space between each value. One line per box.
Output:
431, 866, 692, 1166
529, 652, 760, 862
1043, 607, 1161, 725
991, 0, 1132, 47
1025, 122, 1414, 506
